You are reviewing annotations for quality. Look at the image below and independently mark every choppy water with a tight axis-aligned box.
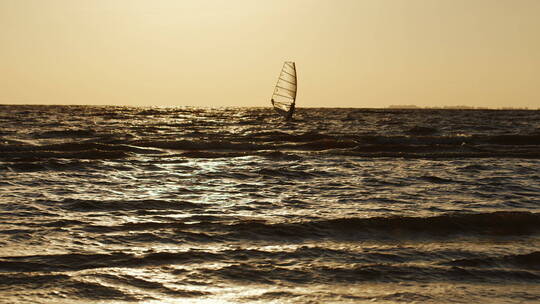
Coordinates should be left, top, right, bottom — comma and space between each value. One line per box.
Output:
1, 105, 539, 303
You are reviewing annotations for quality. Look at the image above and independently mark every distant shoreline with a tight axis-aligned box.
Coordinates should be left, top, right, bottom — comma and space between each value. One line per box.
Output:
388, 105, 536, 110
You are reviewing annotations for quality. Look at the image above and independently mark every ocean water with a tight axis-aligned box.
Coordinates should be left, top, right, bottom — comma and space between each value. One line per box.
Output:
0, 105, 539, 303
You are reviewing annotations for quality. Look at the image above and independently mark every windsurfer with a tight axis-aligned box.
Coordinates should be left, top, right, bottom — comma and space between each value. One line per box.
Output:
286, 103, 295, 120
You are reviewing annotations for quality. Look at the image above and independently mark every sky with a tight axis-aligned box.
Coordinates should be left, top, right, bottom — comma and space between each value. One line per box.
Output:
1, 0, 539, 108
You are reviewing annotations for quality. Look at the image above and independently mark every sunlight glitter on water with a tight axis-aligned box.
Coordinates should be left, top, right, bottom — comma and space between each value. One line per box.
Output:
1, 106, 539, 303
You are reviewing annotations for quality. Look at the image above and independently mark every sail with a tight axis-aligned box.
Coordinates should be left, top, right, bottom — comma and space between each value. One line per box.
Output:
271, 61, 297, 119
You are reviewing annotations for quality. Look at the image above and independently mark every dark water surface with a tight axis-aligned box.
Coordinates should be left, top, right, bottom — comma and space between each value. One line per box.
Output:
1, 105, 539, 303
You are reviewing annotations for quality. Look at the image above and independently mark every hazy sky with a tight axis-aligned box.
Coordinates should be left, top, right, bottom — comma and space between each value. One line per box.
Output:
1, 0, 539, 108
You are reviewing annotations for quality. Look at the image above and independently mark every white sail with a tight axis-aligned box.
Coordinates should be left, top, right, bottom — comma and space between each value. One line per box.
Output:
271, 61, 297, 119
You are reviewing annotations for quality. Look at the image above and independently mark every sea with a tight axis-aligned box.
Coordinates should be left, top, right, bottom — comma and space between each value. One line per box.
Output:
1, 105, 539, 303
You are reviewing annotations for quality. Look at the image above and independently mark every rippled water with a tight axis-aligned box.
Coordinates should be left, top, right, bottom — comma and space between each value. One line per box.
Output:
1, 105, 539, 303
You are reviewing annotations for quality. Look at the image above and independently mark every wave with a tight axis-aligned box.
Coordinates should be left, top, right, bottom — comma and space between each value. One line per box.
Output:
52, 198, 201, 212
486, 134, 540, 145
0, 141, 164, 161
0, 273, 139, 301
257, 167, 319, 179
78, 212, 540, 241
0, 150, 130, 161
214, 212, 539, 241
1, 159, 104, 172
420, 175, 456, 183
331, 149, 540, 159
0, 251, 219, 272
355, 133, 540, 146
177, 151, 252, 158
0, 273, 69, 286
2, 129, 539, 160
243, 131, 337, 142
208, 262, 540, 284
3, 249, 538, 285
132, 140, 270, 151
443, 251, 540, 270
6, 145, 535, 161
406, 126, 439, 135
304, 211, 540, 237
129, 132, 540, 158
34, 129, 97, 138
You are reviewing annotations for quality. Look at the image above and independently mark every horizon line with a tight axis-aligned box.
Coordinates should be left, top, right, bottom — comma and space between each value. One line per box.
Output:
1, 103, 538, 110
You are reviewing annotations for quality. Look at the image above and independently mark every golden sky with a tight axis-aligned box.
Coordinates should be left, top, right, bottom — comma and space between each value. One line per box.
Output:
1, 0, 539, 108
